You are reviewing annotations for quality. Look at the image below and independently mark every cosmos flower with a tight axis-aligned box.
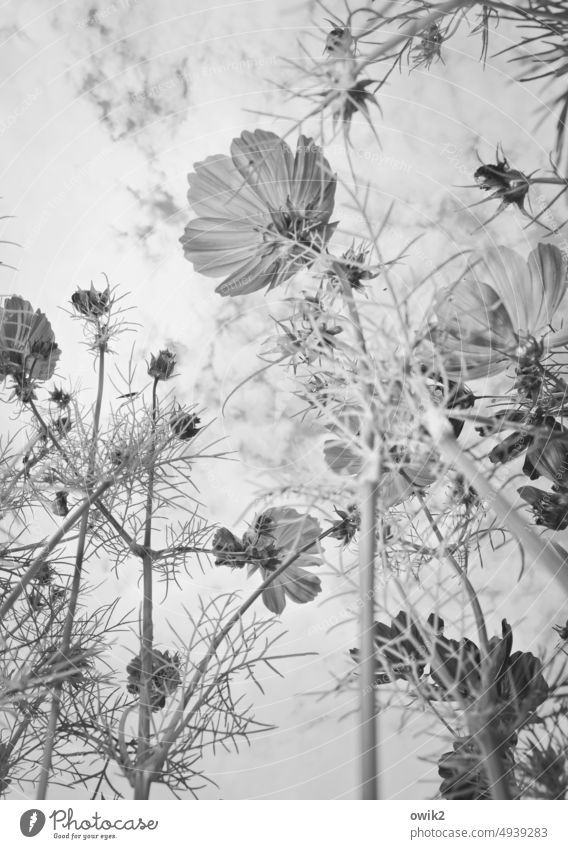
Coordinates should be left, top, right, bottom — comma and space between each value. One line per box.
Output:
180, 129, 337, 297
431, 243, 568, 380
243, 507, 323, 615
0, 296, 60, 384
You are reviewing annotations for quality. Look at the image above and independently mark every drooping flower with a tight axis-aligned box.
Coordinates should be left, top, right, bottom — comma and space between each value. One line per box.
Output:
349, 611, 435, 685
517, 485, 568, 530
431, 243, 568, 380
0, 296, 60, 385
243, 507, 323, 614
180, 129, 337, 297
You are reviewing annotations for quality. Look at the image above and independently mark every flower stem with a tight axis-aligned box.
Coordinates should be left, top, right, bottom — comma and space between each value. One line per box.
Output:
36, 346, 106, 800
143, 523, 340, 781
134, 377, 159, 801
337, 268, 381, 800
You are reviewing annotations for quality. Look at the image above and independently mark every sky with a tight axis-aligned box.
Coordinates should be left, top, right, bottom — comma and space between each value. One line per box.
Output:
1, 0, 568, 800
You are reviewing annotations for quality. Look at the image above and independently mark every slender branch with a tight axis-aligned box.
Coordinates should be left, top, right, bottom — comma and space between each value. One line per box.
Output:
146, 523, 340, 779
337, 268, 381, 800
36, 345, 106, 800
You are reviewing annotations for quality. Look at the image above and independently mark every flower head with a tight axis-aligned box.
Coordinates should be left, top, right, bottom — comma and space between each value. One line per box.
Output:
0, 296, 60, 386
71, 283, 110, 317
245, 507, 323, 614
126, 649, 181, 712
474, 154, 530, 210
181, 129, 337, 297
170, 409, 201, 440
148, 349, 176, 381
431, 243, 568, 380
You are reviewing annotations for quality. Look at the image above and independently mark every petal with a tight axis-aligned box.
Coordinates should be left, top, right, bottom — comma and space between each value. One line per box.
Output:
187, 153, 267, 221
263, 507, 322, 551
291, 135, 336, 222
262, 581, 286, 615
281, 564, 322, 604
231, 129, 293, 211
527, 243, 568, 334
215, 254, 282, 297
324, 437, 363, 474
181, 216, 265, 278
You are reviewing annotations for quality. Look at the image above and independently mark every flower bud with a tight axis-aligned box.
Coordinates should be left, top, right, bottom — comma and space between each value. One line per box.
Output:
170, 410, 201, 440
148, 349, 176, 381
52, 490, 69, 517
71, 283, 110, 317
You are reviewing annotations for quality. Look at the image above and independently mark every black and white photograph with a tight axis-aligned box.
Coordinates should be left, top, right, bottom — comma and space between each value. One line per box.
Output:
1, 0, 568, 840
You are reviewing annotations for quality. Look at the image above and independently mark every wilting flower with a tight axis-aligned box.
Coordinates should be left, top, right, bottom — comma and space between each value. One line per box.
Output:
517, 485, 568, 530
0, 296, 60, 385
244, 507, 323, 614
181, 129, 337, 297
71, 283, 110, 317
148, 349, 176, 381
522, 422, 568, 487
431, 243, 568, 380
49, 385, 71, 407
170, 409, 201, 440
438, 736, 514, 800
126, 649, 181, 712
350, 611, 436, 685
51, 490, 69, 517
